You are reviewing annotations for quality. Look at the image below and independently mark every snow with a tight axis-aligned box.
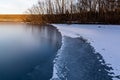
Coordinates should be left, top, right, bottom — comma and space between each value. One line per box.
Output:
52, 24, 120, 79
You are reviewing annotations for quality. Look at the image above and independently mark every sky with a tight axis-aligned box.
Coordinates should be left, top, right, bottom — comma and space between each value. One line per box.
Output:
0, 0, 39, 14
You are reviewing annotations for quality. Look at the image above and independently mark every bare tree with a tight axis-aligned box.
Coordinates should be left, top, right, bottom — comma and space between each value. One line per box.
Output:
25, 0, 120, 24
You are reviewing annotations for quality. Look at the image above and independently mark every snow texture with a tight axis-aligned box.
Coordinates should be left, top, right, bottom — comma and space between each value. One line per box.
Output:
51, 36, 114, 80
52, 24, 120, 79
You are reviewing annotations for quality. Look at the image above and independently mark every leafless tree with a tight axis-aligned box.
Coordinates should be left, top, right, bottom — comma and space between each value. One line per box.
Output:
25, 0, 120, 24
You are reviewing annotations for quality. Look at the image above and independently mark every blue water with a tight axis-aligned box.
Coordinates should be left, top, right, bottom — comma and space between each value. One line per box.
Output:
0, 23, 62, 80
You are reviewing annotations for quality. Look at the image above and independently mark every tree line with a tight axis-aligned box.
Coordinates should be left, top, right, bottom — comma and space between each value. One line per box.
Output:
25, 0, 120, 24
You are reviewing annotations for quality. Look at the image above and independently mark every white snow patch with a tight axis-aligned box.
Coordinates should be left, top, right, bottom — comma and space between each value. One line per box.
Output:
51, 37, 66, 80
52, 24, 120, 79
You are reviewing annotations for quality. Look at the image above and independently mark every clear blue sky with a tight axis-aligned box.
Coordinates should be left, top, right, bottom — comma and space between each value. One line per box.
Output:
0, 0, 39, 14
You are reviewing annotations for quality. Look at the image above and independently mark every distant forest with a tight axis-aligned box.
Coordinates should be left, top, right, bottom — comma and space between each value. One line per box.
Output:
25, 0, 120, 24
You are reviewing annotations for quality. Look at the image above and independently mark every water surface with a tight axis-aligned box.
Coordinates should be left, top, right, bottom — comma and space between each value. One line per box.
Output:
0, 23, 62, 80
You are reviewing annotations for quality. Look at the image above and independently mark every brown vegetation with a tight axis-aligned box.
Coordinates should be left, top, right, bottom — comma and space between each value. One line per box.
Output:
25, 0, 120, 24
0, 14, 29, 22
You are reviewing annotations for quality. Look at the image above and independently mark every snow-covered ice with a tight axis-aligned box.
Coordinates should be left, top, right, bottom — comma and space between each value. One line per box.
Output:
52, 24, 120, 79
51, 36, 114, 80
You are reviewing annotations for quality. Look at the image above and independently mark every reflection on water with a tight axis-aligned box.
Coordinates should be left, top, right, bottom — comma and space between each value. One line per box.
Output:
0, 23, 62, 80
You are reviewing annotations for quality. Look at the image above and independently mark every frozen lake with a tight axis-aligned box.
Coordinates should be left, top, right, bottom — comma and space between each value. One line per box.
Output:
52, 24, 120, 80
0, 23, 62, 80
0, 23, 119, 80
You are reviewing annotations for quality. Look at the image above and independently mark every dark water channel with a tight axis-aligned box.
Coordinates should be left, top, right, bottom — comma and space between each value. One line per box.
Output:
0, 23, 62, 80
